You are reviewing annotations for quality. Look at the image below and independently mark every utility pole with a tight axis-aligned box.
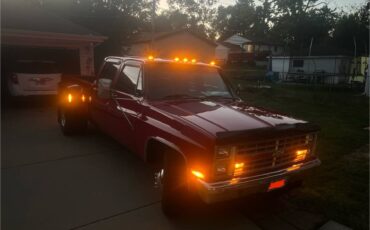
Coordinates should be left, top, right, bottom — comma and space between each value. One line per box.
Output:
151, 0, 156, 52
308, 37, 314, 56
353, 36, 357, 77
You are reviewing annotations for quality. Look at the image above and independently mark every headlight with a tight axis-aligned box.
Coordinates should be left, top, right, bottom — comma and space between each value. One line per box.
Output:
214, 146, 236, 177
215, 146, 231, 159
214, 161, 228, 175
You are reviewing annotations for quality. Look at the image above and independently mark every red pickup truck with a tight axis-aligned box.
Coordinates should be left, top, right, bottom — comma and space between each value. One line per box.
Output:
58, 56, 321, 215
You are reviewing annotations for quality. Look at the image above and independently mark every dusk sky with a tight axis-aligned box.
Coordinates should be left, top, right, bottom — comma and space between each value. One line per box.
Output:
159, 0, 367, 12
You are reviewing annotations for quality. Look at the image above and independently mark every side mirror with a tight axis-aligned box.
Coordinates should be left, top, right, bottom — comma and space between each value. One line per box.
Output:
97, 78, 112, 99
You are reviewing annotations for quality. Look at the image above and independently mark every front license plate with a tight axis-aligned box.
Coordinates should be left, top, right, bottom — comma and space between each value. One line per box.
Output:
268, 179, 286, 191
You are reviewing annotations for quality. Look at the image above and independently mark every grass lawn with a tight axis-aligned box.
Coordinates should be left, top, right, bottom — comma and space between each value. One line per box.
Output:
232, 81, 369, 230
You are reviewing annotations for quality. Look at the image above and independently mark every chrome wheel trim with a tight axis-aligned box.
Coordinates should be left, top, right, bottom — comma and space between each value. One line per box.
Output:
154, 169, 164, 188
60, 110, 66, 127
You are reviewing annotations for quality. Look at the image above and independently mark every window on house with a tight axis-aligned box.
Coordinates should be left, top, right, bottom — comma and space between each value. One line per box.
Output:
293, 59, 304, 68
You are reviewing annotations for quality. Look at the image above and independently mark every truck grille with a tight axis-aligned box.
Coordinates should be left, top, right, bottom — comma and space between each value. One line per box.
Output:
234, 133, 315, 176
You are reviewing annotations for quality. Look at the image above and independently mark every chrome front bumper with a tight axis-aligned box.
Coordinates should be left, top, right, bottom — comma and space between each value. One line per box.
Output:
195, 159, 321, 203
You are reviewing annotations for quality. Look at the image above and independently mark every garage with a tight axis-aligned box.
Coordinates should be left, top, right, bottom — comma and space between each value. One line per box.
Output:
1, 0, 106, 96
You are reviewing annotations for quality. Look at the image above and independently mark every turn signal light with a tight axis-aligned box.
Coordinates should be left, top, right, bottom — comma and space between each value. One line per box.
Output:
287, 163, 302, 172
191, 170, 205, 179
183, 58, 188, 63
234, 162, 244, 176
148, 55, 154, 60
174, 57, 179, 62
210, 61, 216, 65
191, 59, 196, 63
294, 149, 308, 162
68, 94, 73, 103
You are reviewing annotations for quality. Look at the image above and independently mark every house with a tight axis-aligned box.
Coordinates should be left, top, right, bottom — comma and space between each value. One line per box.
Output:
215, 42, 249, 64
126, 29, 217, 63
269, 56, 354, 84
1, 0, 107, 76
216, 34, 284, 65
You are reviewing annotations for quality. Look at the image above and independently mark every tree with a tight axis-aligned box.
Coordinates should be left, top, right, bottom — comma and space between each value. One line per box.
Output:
167, 0, 218, 37
332, 3, 369, 56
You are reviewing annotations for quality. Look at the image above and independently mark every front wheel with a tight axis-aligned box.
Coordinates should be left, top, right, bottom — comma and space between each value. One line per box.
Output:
161, 151, 189, 216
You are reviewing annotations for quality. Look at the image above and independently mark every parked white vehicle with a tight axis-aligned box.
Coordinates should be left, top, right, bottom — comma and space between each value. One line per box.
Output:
7, 60, 62, 96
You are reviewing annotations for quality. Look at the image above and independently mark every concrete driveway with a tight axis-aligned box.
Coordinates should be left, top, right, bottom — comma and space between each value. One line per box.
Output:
2, 97, 263, 230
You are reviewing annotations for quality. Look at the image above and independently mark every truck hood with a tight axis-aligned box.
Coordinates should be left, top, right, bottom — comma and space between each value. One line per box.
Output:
151, 99, 306, 136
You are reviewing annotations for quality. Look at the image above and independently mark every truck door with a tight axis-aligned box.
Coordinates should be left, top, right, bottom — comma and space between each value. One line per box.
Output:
90, 59, 121, 135
108, 60, 144, 150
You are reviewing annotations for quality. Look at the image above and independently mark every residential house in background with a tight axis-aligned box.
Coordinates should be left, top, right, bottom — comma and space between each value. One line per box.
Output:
216, 34, 285, 66
126, 29, 217, 63
269, 55, 357, 84
1, 0, 106, 76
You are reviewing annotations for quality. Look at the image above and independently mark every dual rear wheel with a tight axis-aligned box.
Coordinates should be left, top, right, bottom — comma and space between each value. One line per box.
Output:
58, 107, 87, 135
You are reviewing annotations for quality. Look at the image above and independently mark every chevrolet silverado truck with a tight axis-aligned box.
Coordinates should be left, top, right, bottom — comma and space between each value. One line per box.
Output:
57, 56, 321, 215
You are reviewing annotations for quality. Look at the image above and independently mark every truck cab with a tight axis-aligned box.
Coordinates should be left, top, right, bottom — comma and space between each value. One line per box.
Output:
58, 56, 321, 215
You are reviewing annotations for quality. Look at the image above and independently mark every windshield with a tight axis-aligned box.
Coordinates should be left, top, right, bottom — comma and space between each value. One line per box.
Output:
16, 61, 59, 74
145, 63, 233, 100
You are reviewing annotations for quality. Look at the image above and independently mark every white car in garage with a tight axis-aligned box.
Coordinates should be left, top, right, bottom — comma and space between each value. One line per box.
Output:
7, 60, 62, 96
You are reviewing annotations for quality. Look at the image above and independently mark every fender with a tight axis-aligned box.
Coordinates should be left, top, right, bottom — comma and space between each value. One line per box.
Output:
144, 136, 188, 165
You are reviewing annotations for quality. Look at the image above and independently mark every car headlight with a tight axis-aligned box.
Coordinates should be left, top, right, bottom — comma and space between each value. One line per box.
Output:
215, 146, 232, 159
214, 161, 228, 175
214, 146, 236, 177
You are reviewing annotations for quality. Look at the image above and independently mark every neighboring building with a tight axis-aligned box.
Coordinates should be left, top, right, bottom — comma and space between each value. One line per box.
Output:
269, 56, 353, 84
215, 42, 249, 64
127, 29, 217, 63
350, 56, 369, 80
1, 0, 107, 76
217, 34, 284, 65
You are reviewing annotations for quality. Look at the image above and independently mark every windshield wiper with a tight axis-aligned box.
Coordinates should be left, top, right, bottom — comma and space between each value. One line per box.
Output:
160, 94, 203, 100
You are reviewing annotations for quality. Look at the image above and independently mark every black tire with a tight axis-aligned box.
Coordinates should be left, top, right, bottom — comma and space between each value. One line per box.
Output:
58, 107, 87, 136
161, 151, 188, 217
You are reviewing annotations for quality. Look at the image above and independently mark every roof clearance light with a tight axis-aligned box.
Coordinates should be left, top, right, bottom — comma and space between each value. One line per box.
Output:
191, 59, 196, 63
174, 57, 180, 62
183, 58, 188, 63
210, 61, 216, 65
148, 55, 154, 60
191, 170, 205, 179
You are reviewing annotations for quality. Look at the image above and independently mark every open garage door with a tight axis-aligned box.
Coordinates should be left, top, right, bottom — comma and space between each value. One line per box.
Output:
1, 46, 80, 97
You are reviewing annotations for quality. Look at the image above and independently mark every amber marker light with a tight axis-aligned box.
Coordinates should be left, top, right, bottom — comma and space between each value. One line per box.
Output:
68, 94, 73, 103
148, 55, 154, 60
174, 57, 179, 62
234, 162, 244, 176
210, 61, 216, 65
89, 96, 92, 102
191, 59, 196, 63
183, 58, 188, 62
191, 170, 205, 179
287, 163, 303, 172
294, 149, 308, 162
81, 94, 86, 102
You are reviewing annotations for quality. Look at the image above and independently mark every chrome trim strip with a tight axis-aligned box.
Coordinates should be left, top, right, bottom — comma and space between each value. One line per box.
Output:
198, 159, 321, 191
